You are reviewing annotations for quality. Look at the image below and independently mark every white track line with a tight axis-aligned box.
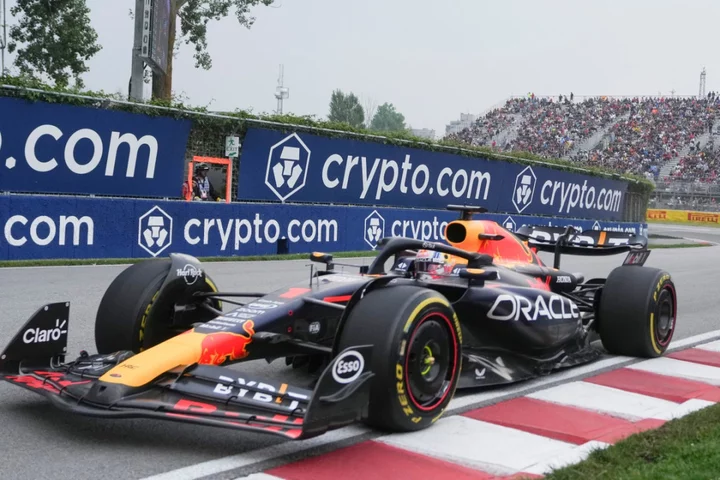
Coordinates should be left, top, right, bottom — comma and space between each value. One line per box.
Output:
139, 328, 720, 480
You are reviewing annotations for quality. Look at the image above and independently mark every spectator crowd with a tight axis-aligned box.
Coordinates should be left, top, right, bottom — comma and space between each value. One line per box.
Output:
446, 93, 720, 183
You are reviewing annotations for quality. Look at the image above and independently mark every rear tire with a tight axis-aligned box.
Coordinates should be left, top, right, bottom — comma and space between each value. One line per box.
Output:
95, 259, 220, 354
336, 285, 462, 432
597, 266, 676, 357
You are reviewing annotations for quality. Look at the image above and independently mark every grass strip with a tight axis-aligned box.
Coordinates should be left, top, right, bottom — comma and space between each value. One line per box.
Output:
648, 219, 720, 228
647, 243, 713, 249
0, 243, 713, 268
0, 250, 379, 268
544, 402, 720, 480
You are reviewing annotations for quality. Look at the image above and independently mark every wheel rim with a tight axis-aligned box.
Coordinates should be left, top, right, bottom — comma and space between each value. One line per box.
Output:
405, 312, 458, 411
655, 286, 676, 347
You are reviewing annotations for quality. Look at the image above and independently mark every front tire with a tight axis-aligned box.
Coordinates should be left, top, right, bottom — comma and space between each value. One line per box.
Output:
336, 285, 462, 432
95, 259, 220, 354
597, 266, 676, 357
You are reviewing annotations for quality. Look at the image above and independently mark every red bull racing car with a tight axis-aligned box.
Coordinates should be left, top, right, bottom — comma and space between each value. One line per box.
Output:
0, 205, 677, 439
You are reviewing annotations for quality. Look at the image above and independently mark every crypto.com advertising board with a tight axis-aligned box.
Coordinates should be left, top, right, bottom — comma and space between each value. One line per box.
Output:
237, 127, 630, 221
0, 97, 191, 198
0, 195, 646, 261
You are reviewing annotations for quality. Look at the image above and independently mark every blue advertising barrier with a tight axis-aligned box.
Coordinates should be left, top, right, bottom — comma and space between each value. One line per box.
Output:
0, 195, 646, 261
237, 127, 630, 221
0, 97, 191, 198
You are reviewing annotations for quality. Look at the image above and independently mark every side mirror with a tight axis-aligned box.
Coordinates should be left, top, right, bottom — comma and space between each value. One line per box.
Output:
310, 252, 334, 270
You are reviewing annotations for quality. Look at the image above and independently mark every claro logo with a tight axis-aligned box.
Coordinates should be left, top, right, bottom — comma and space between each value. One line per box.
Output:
4, 125, 159, 178
3, 215, 94, 246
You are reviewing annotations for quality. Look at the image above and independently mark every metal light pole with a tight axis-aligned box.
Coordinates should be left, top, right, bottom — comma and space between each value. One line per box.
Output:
129, 0, 146, 101
1, 0, 7, 75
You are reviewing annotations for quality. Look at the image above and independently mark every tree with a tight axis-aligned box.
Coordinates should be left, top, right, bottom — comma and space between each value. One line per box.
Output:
7, 0, 101, 88
370, 103, 407, 132
361, 95, 378, 128
328, 89, 365, 128
151, 0, 275, 101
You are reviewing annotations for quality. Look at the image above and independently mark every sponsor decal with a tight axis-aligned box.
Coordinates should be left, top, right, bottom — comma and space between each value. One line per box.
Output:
528, 228, 630, 246
364, 210, 385, 249
183, 214, 338, 251
539, 179, 623, 214
503, 216, 517, 232
466, 354, 513, 381
390, 216, 449, 242
23, 318, 67, 344
309, 322, 321, 334
332, 350, 364, 384
648, 210, 667, 220
395, 363, 415, 418
487, 293, 581, 322
176, 264, 202, 285
244, 299, 280, 310
239, 127, 630, 220
0, 97, 190, 198
556, 275, 572, 283
265, 133, 310, 201
198, 320, 255, 365
591, 221, 601, 231
688, 212, 719, 223
513, 166, 537, 213
212, 374, 308, 411
394, 260, 410, 271
623, 250, 650, 266
138, 205, 173, 257
3, 214, 94, 247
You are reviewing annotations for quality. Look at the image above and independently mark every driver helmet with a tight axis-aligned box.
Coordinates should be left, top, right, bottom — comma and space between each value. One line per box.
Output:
414, 250, 460, 276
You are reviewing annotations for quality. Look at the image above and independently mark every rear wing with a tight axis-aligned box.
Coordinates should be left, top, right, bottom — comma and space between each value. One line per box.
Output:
513, 225, 650, 268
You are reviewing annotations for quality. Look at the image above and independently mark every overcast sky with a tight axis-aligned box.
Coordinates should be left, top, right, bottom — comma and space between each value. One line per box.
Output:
3, 0, 720, 135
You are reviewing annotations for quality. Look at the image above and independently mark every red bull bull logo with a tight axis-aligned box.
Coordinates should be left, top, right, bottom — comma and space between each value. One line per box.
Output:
198, 321, 255, 365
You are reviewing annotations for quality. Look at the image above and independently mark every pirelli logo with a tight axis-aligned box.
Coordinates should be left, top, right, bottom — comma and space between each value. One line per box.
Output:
648, 210, 667, 219
688, 212, 719, 223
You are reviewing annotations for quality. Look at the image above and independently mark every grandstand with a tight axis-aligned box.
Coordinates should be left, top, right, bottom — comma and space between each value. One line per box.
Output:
445, 94, 720, 181
445, 93, 720, 211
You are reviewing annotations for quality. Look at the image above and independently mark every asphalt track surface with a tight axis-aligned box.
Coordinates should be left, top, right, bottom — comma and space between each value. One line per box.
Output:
0, 223, 719, 480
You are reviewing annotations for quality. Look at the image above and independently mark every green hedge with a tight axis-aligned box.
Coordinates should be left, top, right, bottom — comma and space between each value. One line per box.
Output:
0, 74, 655, 212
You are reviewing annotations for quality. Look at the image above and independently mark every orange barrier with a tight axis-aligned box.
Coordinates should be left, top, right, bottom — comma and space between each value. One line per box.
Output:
184, 156, 232, 203
647, 209, 720, 224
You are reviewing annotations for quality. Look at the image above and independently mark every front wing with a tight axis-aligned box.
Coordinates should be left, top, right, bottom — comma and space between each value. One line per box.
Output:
0, 303, 375, 440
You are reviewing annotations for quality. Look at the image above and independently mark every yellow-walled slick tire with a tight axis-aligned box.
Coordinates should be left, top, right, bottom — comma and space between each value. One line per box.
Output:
597, 266, 677, 358
336, 285, 462, 432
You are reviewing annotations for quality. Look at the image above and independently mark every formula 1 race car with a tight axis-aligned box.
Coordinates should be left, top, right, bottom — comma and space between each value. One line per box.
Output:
0, 205, 677, 440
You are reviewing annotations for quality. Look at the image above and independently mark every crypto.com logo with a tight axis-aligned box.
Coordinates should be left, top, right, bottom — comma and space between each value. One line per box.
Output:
364, 210, 385, 250
512, 166, 537, 213
502, 216, 517, 232
138, 206, 173, 257
265, 133, 310, 202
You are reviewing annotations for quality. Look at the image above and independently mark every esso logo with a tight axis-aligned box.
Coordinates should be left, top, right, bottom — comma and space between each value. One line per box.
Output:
331, 350, 364, 384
